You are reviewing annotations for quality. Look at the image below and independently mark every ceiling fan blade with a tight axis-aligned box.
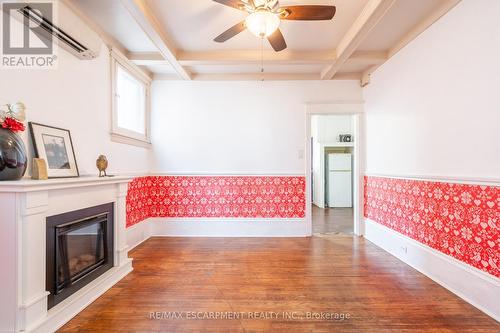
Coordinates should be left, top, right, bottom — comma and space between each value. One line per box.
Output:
267, 29, 287, 52
280, 5, 336, 20
271, 0, 280, 11
212, 0, 245, 11
214, 21, 246, 43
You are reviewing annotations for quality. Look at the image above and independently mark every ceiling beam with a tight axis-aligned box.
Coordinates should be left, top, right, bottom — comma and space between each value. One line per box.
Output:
129, 50, 385, 67
129, 52, 165, 65
321, 0, 396, 80
153, 72, 364, 81
129, 50, 337, 67
361, 0, 461, 85
155, 73, 321, 81
177, 50, 336, 66
334, 72, 362, 81
120, 0, 191, 80
347, 50, 387, 64
360, 71, 371, 87
192, 73, 320, 81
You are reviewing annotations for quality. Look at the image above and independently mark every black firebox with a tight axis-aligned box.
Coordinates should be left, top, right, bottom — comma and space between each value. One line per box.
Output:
46, 203, 114, 309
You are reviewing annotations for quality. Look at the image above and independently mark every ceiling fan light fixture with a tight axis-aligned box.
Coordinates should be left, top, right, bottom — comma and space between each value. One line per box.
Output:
245, 10, 280, 38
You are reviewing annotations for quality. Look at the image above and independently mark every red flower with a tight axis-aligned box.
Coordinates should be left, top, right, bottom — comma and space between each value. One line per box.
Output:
1, 117, 25, 132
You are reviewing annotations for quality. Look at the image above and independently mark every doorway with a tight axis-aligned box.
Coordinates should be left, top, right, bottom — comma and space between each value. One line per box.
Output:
305, 103, 363, 237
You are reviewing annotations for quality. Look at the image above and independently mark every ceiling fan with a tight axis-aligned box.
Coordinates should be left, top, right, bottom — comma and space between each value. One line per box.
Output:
212, 0, 336, 52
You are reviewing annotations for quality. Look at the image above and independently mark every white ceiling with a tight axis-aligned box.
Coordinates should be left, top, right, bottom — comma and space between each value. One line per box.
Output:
147, 0, 369, 51
75, 0, 157, 52
71, 0, 459, 81
359, 0, 451, 51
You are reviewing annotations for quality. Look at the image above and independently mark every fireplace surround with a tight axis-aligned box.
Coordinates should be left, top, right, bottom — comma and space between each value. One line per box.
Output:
0, 176, 135, 333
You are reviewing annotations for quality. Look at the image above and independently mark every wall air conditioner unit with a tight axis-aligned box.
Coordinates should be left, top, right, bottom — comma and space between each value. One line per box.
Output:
17, 2, 101, 60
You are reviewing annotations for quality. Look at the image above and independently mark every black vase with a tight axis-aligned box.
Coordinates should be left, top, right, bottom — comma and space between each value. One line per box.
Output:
0, 128, 28, 181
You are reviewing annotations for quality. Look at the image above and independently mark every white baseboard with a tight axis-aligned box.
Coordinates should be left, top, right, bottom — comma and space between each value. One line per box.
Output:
126, 218, 310, 248
313, 202, 327, 210
312, 201, 325, 209
126, 219, 153, 250
30, 260, 133, 333
365, 218, 500, 321
151, 218, 310, 237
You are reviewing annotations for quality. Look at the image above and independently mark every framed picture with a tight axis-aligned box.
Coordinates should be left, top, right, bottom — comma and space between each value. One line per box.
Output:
29, 122, 79, 178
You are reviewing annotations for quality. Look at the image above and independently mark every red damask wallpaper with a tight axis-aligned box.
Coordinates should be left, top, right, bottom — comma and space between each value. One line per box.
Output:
126, 176, 306, 228
364, 176, 499, 278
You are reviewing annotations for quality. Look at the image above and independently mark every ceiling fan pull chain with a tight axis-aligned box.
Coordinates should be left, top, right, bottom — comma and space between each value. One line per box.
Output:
261, 37, 265, 81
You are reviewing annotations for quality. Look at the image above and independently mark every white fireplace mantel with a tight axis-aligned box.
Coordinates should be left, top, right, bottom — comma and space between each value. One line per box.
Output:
0, 175, 137, 333
0, 175, 138, 192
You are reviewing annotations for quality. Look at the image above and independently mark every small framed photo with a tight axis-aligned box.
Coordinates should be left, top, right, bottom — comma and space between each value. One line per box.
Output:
29, 122, 79, 178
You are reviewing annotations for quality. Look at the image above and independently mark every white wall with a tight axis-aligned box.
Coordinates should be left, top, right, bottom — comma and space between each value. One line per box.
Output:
364, 0, 500, 180
362, 0, 500, 320
0, 42, 150, 176
311, 115, 353, 143
150, 81, 362, 174
312, 139, 322, 205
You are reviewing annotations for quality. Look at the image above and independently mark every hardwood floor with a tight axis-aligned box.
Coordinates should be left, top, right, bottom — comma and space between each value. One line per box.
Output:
58, 236, 499, 333
312, 205, 353, 235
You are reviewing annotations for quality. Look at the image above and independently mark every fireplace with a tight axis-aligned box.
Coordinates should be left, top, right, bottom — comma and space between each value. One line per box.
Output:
46, 203, 114, 309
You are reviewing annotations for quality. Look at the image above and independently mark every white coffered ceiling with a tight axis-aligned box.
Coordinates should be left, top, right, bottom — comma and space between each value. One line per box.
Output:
147, 0, 369, 51
69, 0, 461, 84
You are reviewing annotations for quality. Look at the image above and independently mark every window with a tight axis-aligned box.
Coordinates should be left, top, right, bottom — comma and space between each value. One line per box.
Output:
116, 66, 146, 135
110, 48, 151, 147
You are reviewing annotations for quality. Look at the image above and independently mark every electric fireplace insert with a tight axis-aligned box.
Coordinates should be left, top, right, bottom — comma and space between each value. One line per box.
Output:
46, 203, 114, 309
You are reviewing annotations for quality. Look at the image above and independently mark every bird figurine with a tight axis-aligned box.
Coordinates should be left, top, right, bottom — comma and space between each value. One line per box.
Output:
96, 155, 108, 177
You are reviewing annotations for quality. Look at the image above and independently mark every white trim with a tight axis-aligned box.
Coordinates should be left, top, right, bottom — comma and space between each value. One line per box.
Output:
126, 218, 153, 250
320, 0, 395, 80
148, 172, 305, 176
306, 102, 365, 114
120, 0, 191, 80
109, 48, 152, 84
305, 102, 365, 236
110, 132, 151, 149
20, 292, 50, 309
365, 218, 500, 321
127, 218, 309, 243
318, 142, 355, 148
152, 218, 309, 237
365, 173, 500, 186
28, 262, 133, 333
0, 175, 136, 193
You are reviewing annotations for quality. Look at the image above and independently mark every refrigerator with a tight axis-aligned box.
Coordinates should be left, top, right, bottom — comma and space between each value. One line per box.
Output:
327, 153, 352, 207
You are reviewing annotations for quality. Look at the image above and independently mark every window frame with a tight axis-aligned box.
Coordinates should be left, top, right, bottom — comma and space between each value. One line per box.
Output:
110, 48, 152, 148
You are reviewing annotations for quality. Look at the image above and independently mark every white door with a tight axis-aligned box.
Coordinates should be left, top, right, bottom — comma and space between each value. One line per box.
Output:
328, 171, 352, 207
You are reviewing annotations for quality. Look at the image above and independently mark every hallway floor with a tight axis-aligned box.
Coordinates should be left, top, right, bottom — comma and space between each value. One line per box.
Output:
58, 236, 498, 332
312, 205, 353, 235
